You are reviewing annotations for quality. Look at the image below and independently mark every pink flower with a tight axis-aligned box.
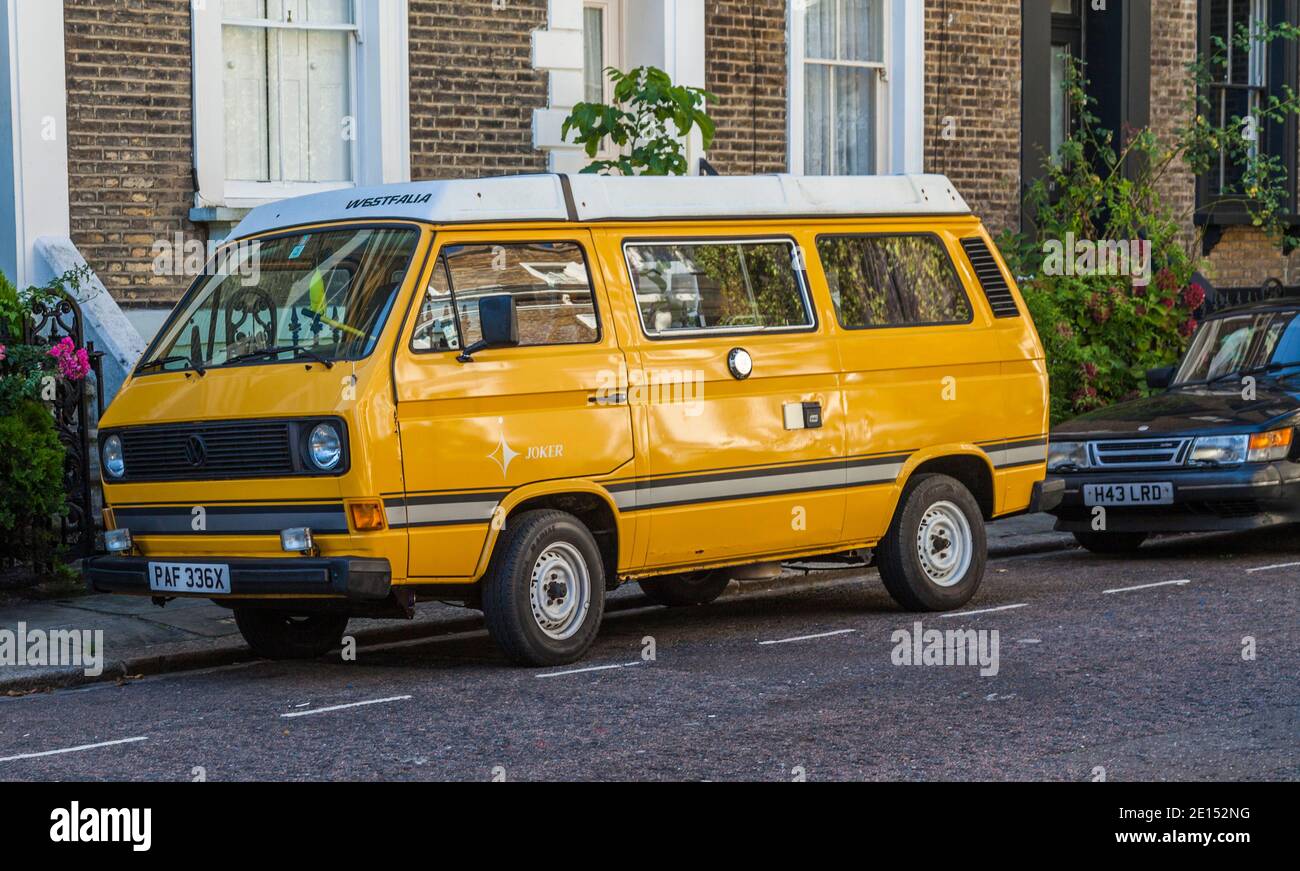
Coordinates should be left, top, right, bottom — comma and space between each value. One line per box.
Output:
47, 336, 90, 381
1182, 284, 1206, 310
1155, 267, 1179, 293
1179, 317, 1198, 338
0, 343, 6, 363
1081, 362, 1099, 380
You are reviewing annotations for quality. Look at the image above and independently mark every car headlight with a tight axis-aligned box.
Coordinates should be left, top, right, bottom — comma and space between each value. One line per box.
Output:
307, 423, 342, 471
1247, 428, 1294, 462
102, 434, 125, 479
1189, 435, 1248, 466
1047, 441, 1089, 471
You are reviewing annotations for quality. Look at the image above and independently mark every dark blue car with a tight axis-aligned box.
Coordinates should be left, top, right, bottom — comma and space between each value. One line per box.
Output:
1047, 299, 1300, 553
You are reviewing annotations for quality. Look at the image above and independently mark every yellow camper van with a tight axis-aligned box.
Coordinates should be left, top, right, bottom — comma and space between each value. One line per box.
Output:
87, 174, 1059, 666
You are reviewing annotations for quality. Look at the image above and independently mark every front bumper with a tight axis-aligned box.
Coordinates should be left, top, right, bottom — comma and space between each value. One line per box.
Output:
1048, 461, 1300, 533
85, 555, 392, 600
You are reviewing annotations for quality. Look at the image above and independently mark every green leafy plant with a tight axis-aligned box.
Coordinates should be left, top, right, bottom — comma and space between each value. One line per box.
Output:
0, 266, 94, 571
998, 20, 1300, 423
0, 400, 66, 563
561, 65, 716, 176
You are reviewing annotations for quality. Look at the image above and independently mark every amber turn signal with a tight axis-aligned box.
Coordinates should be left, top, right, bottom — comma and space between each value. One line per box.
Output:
349, 501, 386, 531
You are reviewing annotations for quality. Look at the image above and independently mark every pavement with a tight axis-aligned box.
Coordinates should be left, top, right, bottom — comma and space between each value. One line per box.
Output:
0, 513, 1072, 693
0, 522, 1294, 781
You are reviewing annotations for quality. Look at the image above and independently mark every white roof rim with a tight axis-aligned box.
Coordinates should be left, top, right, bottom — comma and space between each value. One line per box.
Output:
228, 173, 972, 241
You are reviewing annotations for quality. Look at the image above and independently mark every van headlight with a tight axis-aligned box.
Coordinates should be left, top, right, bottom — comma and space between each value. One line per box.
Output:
307, 423, 342, 471
1189, 435, 1248, 466
1047, 441, 1088, 471
102, 434, 125, 479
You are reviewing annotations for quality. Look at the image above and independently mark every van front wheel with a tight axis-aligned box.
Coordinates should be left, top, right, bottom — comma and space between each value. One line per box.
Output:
233, 609, 349, 660
482, 509, 606, 667
876, 474, 986, 611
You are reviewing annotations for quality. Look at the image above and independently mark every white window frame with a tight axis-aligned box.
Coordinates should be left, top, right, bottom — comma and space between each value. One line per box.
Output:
192, 0, 410, 210
787, 0, 924, 176
583, 0, 624, 104
789, 0, 889, 176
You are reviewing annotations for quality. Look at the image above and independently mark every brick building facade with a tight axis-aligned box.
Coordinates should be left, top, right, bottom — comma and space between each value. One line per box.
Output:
4, 0, 1298, 348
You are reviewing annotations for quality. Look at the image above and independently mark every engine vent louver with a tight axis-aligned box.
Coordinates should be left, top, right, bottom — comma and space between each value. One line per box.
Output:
960, 237, 1020, 318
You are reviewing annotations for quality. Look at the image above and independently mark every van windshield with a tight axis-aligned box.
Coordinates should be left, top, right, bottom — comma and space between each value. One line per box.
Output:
139, 226, 420, 374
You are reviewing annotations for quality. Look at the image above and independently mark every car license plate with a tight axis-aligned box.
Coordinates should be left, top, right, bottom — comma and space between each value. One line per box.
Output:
1082, 482, 1174, 507
147, 562, 231, 595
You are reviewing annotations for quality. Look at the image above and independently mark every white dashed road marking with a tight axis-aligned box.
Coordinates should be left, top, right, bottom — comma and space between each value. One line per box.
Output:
280, 695, 412, 718
0, 736, 148, 764
536, 661, 644, 679
938, 603, 1028, 618
1245, 561, 1300, 574
1103, 579, 1190, 595
759, 628, 857, 646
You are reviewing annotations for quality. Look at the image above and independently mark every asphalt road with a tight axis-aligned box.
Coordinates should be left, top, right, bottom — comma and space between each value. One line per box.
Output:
1, 530, 1296, 782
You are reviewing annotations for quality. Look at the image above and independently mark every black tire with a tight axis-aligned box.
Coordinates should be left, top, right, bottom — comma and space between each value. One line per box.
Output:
233, 609, 349, 660
1072, 530, 1148, 554
639, 570, 731, 607
481, 509, 606, 666
876, 473, 987, 611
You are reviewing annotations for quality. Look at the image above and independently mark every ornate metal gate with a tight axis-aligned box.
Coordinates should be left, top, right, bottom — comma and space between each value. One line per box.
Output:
25, 289, 105, 560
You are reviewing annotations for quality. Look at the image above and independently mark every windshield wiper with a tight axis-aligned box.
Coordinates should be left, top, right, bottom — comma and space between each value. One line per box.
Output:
1242, 361, 1300, 378
226, 344, 334, 369
136, 354, 206, 376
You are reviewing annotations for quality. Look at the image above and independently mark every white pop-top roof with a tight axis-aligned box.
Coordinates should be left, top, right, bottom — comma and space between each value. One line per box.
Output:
227, 173, 971, 240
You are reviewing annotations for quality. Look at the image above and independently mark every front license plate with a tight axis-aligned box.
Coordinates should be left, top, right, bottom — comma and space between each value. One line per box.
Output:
1082, 482, 1174, 507
147, 562, 231, 595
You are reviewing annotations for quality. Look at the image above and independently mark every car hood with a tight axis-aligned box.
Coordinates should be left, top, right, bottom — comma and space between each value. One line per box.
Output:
1053, 381, 1300, 440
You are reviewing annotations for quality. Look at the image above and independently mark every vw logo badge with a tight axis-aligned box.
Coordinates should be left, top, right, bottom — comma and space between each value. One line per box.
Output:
184, 434, 207, 467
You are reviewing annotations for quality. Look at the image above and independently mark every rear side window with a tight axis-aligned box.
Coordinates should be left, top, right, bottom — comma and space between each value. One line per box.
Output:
817, 234, 972, 329
411, 241, 599, 352
624, 239, 813, 336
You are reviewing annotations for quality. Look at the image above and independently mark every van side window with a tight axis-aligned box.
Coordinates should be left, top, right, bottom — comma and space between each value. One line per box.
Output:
410, 257, 463, 351
625, 240, 812, 335
434, 242, 599, 349
817, 234, 972, 329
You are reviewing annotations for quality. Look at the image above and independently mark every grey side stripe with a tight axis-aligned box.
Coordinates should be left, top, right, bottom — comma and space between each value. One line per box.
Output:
385, 492, 508, 529
114, 503, 349, 536
980, 438, 1048, 469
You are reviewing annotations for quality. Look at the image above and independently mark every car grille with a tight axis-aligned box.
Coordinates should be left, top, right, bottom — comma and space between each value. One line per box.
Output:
117, 420, 296, 481
1089, 438, 1191, 469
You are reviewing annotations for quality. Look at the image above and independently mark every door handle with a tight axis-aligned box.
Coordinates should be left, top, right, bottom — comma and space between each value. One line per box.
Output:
589, 392, 626, 405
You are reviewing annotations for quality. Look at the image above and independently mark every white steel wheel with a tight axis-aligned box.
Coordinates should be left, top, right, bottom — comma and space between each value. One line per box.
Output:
528, 541, 592, 641
915, 500, 973, 588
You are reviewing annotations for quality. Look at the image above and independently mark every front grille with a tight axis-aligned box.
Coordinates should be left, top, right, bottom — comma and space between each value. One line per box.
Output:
1090, 438, 1191, 469
112, 419, 325, 482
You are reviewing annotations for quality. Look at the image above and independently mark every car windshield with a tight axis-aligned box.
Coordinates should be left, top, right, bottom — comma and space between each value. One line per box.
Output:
139, 226, 420, 373
1174, 308, 1300, 385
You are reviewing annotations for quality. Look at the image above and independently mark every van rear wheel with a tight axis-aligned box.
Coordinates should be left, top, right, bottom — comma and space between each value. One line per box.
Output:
876, 473, 986, 611
481, 509, 605, 667
639, 570, 731, 607
233, 609, 349, 660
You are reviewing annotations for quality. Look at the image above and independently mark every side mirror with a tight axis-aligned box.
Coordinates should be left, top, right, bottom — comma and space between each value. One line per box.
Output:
457, 294, 519, 362
1146, 366, 1175, 389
